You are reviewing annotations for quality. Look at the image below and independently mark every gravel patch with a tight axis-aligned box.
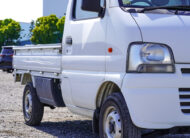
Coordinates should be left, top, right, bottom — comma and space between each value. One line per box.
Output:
0, 71, 190, 138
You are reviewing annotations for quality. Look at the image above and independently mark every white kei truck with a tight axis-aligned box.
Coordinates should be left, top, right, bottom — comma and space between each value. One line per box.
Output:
13, 0, 190, 137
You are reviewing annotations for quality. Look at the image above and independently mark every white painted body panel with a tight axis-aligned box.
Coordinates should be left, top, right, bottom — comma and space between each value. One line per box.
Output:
61, 0, 107, 111
122, 64, 190, 129
62, 18, 107, 110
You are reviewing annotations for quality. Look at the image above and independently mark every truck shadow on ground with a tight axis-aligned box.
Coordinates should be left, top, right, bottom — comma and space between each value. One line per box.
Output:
34, 120, 99, 138
33, 120, 190, 138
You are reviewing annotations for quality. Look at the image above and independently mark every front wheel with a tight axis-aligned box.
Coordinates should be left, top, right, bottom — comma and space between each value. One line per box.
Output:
23, 82, 44, 126
99, 93, 141, 138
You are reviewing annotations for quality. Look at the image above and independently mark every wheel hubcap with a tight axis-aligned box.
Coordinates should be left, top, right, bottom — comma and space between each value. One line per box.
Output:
24, 90, 32, 120
104, 107, 122, 138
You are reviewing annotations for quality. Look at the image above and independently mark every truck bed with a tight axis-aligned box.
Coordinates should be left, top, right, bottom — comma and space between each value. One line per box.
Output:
13, 44, 62, 74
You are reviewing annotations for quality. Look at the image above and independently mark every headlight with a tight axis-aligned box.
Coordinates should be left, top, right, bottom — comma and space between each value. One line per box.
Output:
127, 43, 175, 73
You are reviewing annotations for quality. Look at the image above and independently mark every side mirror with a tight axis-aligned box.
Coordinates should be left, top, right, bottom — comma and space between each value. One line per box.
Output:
82, 0, 102, 13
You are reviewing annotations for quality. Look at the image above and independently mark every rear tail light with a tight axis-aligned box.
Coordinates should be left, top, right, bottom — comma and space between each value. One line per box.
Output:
10, 54, 13, 57
0, 55, 3, 57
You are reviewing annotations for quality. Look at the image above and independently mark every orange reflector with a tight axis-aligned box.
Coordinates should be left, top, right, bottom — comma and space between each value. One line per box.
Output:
108, 48, 113, 53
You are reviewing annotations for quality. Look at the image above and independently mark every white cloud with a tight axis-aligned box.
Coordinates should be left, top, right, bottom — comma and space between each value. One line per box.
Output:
0, 0, 43, 23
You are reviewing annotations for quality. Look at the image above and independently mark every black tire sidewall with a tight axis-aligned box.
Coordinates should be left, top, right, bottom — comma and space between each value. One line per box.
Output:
99, 93, 141, 138
23, 83, 44, 126
23, 84, 32, 122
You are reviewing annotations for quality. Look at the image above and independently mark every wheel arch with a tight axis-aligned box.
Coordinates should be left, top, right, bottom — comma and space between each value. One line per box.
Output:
96, 81, 122, 109
20, 73, 35, 86
92, 81, 124, 133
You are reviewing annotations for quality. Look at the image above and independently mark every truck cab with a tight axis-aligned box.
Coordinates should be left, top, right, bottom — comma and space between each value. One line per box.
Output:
13, 0, 190, 137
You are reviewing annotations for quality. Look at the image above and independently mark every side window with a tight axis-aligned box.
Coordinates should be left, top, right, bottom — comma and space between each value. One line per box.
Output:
73, 0, 104, 20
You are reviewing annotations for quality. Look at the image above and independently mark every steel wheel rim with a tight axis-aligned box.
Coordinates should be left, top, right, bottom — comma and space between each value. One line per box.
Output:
103, 106, 122, 138
24, 90, 32, 121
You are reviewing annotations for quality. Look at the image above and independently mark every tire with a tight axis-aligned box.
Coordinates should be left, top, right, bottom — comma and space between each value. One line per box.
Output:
93, 109, 100, 134
7, 69, 13, 73
23, 82, 44, 126
99, 93, 141, 138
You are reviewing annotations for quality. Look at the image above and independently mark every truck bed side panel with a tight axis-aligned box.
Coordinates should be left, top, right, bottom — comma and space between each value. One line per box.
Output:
13, 44, 62, 73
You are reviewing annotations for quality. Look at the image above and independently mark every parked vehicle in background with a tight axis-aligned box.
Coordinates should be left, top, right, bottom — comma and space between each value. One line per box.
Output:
0, 46, 14, 73
13, 0, 190, 137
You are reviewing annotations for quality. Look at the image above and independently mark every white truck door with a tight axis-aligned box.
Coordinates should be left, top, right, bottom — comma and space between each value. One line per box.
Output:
62, 0, 107, 109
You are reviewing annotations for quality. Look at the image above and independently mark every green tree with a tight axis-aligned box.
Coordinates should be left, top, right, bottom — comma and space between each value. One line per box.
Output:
56, 16, 65, 42
28, 20, 35, 38
31, 15, 66, 44
0, 19, 21, 46
31, 15, 59, 44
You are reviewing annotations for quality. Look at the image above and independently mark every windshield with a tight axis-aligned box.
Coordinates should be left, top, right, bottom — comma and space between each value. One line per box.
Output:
120, 0, 190, 7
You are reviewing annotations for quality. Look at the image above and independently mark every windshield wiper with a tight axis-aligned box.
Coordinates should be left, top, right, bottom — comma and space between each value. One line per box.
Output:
140, 5, 190, 13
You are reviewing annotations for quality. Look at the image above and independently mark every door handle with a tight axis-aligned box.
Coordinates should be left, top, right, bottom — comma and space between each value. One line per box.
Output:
66, 37, 72, 45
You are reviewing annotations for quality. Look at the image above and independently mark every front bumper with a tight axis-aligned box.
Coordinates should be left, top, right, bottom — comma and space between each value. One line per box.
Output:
122, 64, 190, 129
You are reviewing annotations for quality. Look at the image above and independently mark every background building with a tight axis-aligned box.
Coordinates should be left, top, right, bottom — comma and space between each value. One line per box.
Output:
43, 0, 68, 17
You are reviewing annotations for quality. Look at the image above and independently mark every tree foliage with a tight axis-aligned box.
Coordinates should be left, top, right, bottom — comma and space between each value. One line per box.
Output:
0, 19, 21, 46
28, 20, 35, 38
56, 16, 65, 41
31, 15, 65, 44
